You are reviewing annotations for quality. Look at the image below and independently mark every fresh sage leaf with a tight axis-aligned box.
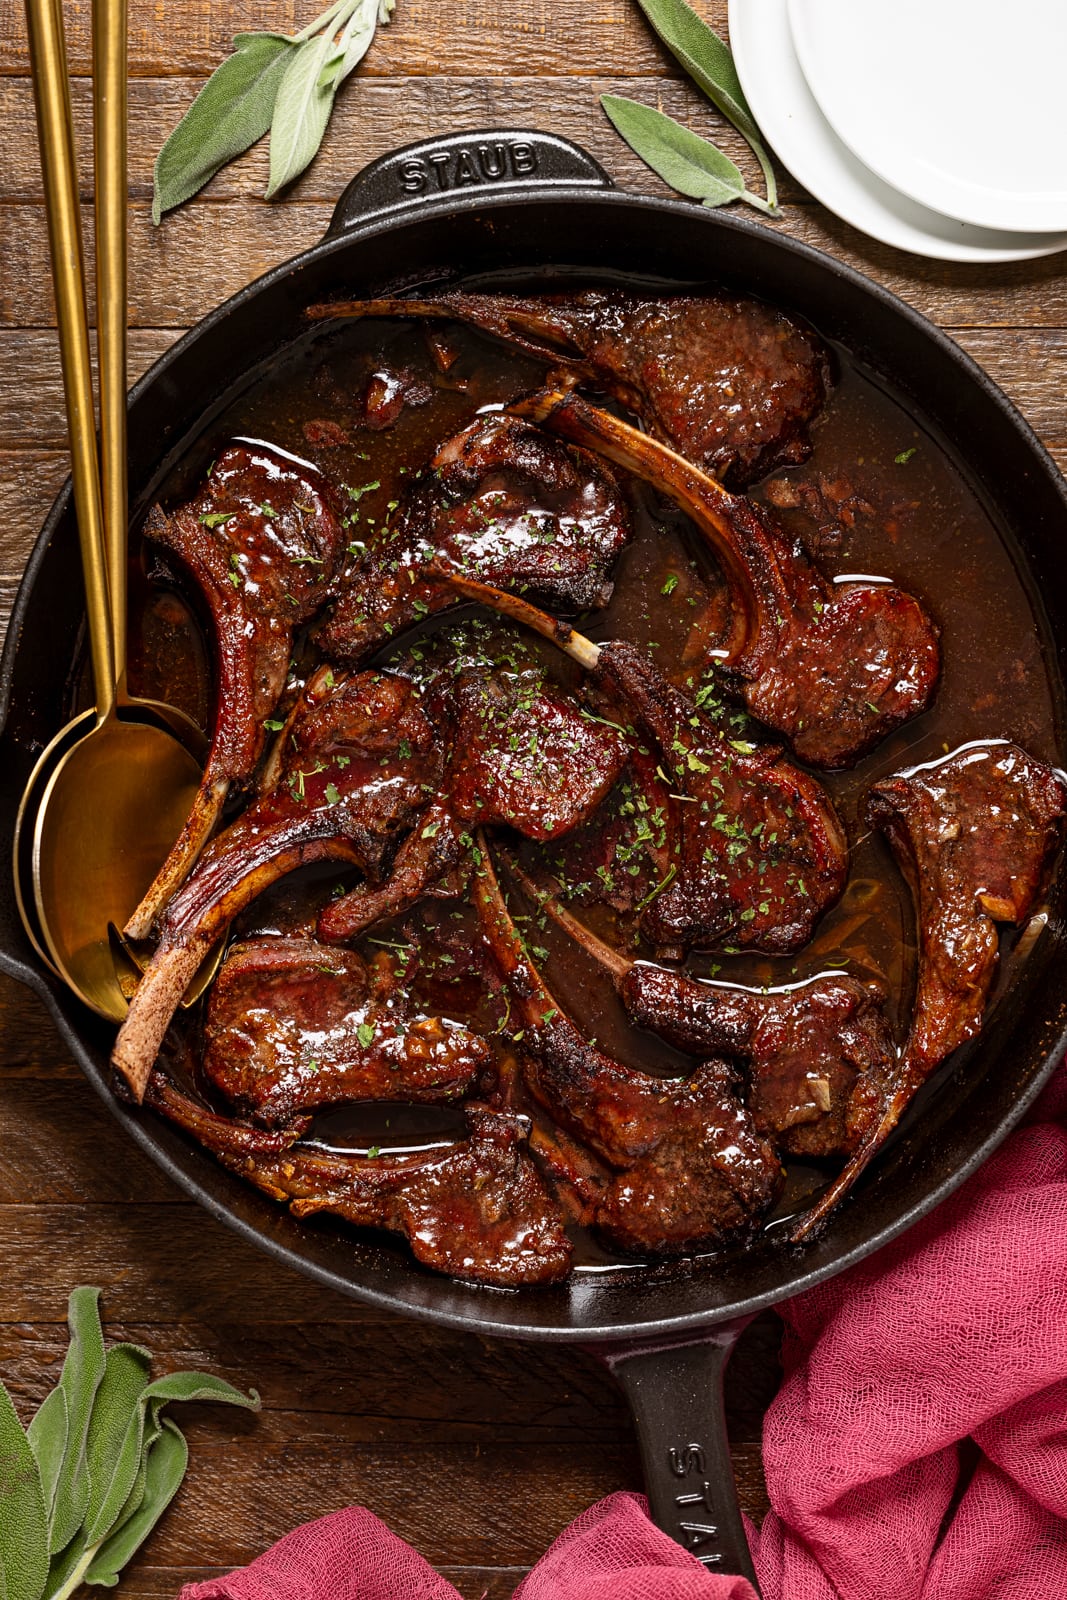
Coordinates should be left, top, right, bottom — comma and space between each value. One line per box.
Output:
629, 0, 777, 209
153, 32, 298, 223
41, 1532, 92, 1600
84, 1368, 256, 1551
601, 95, 749, 207
83, 1419, 189, 1587
266, 31, 340, 198
48, 1288, 106, 1555
82, 1345, 151, 1543
0, 1382, 48, 1600
153, 0, 395, 219
26, 1388, 67, 1525
320, 0, 377, 92
0, 1290, 258, 1598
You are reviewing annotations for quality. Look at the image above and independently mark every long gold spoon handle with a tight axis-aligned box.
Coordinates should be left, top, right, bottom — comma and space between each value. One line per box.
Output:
25, 0, 115, 713
93, 0, 128, 689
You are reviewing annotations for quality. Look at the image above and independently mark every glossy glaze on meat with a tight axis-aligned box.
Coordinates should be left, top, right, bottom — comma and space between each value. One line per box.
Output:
620, 963, 891, 1159
475, 851, 782, 1254
203, 936, 489, 1123
126, 443, 348, 937
792, 740, 1067, 1238
149, 1076, 571, 1286
523, 388, 941, 770
306, 288, 833, 487
116, 286, 1066, 1287
113, 667, 440, 1101
318, 412, 631, 662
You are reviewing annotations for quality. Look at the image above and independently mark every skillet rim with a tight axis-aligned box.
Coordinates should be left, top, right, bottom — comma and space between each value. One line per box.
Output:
2, 175, 1067, 1343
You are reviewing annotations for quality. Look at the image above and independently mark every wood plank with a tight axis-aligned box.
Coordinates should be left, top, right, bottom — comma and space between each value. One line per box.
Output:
0, 974, 80, 1078
125, 1439, 766, 1566
4, 195, 1067, 332
1, 74, 783, 207
0, 332, 180, 444
0, 0, 684, 79
0, 1308, 777, 1447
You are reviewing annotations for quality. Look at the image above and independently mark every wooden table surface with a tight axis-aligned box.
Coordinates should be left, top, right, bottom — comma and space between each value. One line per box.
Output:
1, 2, 1065, 1592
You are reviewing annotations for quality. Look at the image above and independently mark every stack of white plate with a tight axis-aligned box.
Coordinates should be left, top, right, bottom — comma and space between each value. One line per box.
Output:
727, 0, 1067, 262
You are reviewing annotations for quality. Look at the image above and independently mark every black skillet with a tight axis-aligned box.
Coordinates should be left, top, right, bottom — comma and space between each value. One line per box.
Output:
3, 131, 1067, 1587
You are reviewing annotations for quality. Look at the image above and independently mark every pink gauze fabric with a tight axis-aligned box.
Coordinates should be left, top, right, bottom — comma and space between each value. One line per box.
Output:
181, 1064, 1067, 1600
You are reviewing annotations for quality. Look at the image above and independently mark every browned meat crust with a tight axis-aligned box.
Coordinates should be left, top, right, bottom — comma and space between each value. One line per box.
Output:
523, 388, 941, 770
317, 412, 631, 663
113, 668, 439, 1101
305, 289, 833, 488
868, 741, 1066, 1076
203, 936, 489, 1123
595, 641, 849, 955
127, 443, 348, 936
474, 849, 782, 1255
148, 1077, 572, 1287
793, 740, 1067, 1238
620, 963, 892, 1159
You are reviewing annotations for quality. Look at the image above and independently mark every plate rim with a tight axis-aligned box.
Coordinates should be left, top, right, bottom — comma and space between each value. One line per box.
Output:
787, 0, 1067, 234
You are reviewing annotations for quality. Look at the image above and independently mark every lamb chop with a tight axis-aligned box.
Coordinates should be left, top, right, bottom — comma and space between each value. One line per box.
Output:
113, 666, 441, 1102
474, 846, 782, 1255
318, 628, 627, 942
115, 649, 625, 1093
434, 574, 848, 958
506, 862, 893, 1160
517, 388, 942, 769
147, 1075, 572, 1287
304, 288, 832, 489
202, 936, 490, 1124
126, 442, 348, 938
793, 740, 1067, 1239
317, 412, 632, 664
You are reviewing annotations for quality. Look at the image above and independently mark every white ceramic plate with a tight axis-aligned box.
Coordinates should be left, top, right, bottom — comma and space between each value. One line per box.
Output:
727, 0, 1067, 262
788, 0, 1067, 233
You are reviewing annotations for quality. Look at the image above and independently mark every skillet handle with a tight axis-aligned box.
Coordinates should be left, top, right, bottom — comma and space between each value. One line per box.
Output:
600, 1321, 761, 1591
326, 129, 614, 236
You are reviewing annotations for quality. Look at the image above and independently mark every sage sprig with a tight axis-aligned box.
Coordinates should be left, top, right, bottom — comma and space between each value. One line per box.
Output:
605, 0, 778, 216
152, 0, 395, 222
0, 1288, 258, 1600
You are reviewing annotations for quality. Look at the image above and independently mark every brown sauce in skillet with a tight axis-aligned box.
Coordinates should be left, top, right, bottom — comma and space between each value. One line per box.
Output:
126, 300, 1063, 1267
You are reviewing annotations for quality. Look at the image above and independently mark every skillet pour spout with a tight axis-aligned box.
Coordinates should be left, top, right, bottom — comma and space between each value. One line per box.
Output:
3, 131, 1067, 1584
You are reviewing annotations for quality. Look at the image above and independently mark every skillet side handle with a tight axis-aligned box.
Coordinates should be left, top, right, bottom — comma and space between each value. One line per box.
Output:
326, 129, 614, 236
601, 1322, 761, 1591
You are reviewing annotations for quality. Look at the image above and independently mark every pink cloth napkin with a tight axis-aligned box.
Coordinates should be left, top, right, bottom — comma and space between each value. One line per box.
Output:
181, 1066, 1067, 1600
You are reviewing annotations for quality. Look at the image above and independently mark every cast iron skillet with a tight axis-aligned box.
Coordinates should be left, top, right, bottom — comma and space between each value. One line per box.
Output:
3, 131, 1067, 1586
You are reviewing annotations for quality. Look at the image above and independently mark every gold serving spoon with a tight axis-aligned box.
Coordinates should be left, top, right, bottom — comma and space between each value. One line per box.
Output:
15, 0, 208, 1022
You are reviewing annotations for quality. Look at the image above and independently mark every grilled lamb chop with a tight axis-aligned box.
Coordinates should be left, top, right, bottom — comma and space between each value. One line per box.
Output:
436, 576, 847, 957
519, 388, 941, 769
202, 936, 490, 1124
305, 289, 832, 488
148, 1076, 572, 1287
317, 412, 632, 663
113, 667, 440, 1101
126, 443, 348, 937
475, 847, 782, 1254
509, 865, 893, 1160
793, 740, 1067, 1238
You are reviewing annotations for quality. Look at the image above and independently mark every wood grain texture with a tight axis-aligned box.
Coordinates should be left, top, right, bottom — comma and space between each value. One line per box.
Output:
1, 0, 1064, 1587
1, 0, 681, 80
